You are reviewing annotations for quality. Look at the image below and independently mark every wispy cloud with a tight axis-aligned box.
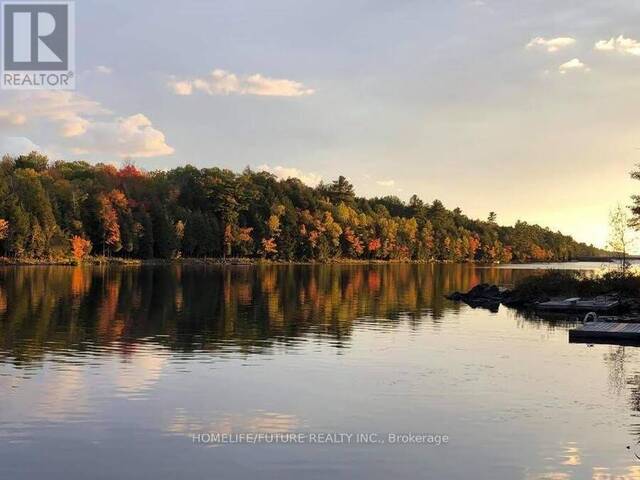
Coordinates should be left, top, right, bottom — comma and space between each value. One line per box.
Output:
257, 164, 322, 186
0, 91, 108, 138
168, 69, 315, 97
0, 91, 173, 158
0, 110, 26, 126
376, 179, 396, 187
95, 65, 113, 74
595, 35, 640, 56
526, 36, 576, 53
559, 58, 589, 74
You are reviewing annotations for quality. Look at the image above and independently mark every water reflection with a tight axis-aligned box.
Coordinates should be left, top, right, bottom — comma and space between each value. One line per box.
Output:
167, 409, 302, 436
0, 264, 535, 366
3, 264, 640, 479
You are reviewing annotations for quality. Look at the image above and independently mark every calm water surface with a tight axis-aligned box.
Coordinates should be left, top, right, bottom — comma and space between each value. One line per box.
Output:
1, 263, 639, 479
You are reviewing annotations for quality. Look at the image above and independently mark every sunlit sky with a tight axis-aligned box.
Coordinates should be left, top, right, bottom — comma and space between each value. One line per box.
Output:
2, 0, 640, 249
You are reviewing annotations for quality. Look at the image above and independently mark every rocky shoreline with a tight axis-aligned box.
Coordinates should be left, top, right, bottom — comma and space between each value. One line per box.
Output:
446, 281, 640, 314
445, 283, 541, 311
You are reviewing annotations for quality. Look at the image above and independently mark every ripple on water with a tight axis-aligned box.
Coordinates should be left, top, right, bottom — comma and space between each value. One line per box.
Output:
1, 263, 640, 479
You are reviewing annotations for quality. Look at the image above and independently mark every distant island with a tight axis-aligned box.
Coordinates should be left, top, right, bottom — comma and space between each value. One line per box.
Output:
0, 152, 606, 263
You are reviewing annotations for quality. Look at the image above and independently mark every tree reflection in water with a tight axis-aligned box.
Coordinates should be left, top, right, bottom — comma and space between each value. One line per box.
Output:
0, 264, 533, 365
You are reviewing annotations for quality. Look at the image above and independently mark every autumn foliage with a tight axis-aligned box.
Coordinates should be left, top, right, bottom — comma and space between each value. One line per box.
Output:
0, 219, 8, 241
0, 152, 606, 262
368, 238, 382, 254
117, 164, 144, 178
97, 193, 121, 253
261, 237, 278, 257
70, 236, 92, 260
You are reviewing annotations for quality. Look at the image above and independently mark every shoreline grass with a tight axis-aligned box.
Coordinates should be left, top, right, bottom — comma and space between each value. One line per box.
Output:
512, 270, 640, 299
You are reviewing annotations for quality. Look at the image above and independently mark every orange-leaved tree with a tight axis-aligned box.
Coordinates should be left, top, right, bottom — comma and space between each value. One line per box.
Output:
0, 219, 8, 241
261, 237, 278, 258
71, 235, 92, 260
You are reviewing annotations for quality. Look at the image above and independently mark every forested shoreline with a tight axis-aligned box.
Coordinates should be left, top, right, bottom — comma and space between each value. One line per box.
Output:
0, 152, 605, 263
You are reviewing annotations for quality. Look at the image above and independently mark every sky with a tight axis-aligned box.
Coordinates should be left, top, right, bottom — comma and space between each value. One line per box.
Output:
2, 0, 640, 249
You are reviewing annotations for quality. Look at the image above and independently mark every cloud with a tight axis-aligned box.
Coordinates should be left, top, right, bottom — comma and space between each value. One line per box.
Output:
95, 65, 113, 74
595, 35, 640, 56
257, 164, 322, 186
558, 58, 589, 73
169, 69, 314, 97
526, 36, 576, 52
169, 80, 193, 96
0, 91, 173, 158
73, 114, 174, 158
376, 179, 396, 187
0, 136, 40, 156
0, 110, 26, 126
1, 91, 107, 137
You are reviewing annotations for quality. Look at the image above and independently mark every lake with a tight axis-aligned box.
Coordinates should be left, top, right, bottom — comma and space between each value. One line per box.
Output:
1, 263, 639, 479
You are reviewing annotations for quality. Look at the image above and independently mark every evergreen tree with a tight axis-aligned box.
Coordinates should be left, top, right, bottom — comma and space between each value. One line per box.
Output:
0, 152, 606, 262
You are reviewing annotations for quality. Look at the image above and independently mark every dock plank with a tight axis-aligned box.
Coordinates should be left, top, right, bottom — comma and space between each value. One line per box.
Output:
569, 322, 640, 345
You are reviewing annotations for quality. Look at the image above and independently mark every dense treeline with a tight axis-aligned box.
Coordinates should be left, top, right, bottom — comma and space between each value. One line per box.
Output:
0, 152, 604, 262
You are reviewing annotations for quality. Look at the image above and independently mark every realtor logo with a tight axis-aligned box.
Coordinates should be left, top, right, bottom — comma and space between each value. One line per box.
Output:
1, 1, 75, 89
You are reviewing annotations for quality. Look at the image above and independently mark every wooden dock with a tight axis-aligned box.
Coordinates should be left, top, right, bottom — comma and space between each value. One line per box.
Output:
569, 322, 640, 345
